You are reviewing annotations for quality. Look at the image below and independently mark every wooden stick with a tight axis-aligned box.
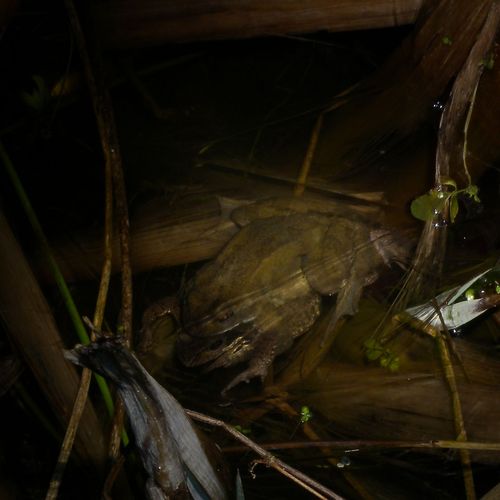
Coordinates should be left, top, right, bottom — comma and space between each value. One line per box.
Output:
432, 300, 475, 500
46, 0, 120, 493
93, 0, 423, 48
397, 0, 500, 305
222, 438, 500, 454
0, 212, 107, 464
64, 0, 134, 464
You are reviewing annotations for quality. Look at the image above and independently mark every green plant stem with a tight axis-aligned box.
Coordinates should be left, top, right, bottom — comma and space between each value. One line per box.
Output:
0, 141, 115, 419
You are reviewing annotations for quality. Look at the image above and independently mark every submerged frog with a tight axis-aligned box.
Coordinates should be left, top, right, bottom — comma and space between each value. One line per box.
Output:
176, 197, 412, 392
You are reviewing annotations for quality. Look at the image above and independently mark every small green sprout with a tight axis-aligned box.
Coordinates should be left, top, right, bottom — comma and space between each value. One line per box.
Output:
364, 339, 399, 372
442, 36, 452, 46
481, 53, 495, 70
410, 177, 480, 224
234, 424, 252, 436
300, 406, 313, 424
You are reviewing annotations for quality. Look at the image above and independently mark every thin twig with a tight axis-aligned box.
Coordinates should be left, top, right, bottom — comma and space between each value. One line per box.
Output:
293, 83, 356, 198
222, 438, 500, 454
294, 113, 323, 196
63, 0, 133, 464
46, 1, 132, 497
432, 299, 475, 500
102, 454, 126, 500
45, 370, 93, 500
395, 305, 476, 500
45, 3, 117, 495
62, 0, 133, 341
186, 409, 345, 500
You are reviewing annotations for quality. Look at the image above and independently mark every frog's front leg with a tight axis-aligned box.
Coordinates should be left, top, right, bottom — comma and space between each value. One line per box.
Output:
139, 296, 180, 355
321, 277, 365, 346
222, 339, 277, 394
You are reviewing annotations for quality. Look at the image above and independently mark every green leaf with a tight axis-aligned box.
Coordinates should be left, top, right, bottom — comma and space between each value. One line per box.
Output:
365, 339, 384, 359
364, 339, 377, 349
465, 184, 478, 196
442, 36, 452, 46
300, 406, 313, 423
481, 53, 495, 70
449, 196, 459, 223
440, 176, 457, 190
388, 358, 400, 372
366, 347, 383, 361
410, 193, 445, 221
234, 425, 252, 436
410, 194, 434, 221
380, 355, 390, 368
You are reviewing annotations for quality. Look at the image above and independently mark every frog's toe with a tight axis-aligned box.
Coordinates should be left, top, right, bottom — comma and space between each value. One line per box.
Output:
222, 362, 270, 394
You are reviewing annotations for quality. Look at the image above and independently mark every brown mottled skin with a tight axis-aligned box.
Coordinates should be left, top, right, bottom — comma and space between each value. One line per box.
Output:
172, 198, 412, 392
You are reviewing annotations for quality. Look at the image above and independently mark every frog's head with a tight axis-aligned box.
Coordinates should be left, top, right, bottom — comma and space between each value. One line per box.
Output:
177, 321, 259, 369
182, 288, 260, 336
178, 290, 262, 369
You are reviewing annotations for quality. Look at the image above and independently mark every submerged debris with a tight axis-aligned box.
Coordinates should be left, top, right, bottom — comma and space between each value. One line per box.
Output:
66, 338, 227, 500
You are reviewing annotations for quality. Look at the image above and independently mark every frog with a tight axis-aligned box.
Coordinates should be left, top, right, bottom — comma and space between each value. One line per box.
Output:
175, 197, 413, 392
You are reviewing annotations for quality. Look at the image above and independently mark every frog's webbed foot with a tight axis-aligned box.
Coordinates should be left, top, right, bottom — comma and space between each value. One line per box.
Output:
221, 349, 275, 395
138, 297, 180, 355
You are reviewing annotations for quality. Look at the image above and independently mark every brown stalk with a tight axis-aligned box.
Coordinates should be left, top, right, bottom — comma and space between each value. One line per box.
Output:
294, 84, 354, 197
294, 113, 323, 196
45, 3, 116, 498
402, 1, 500, 305
394, 305, 476, 500
46, 0, 134, 496
63, 0, 133, 466
432, 300, 475, 500
222, 438, 500, 454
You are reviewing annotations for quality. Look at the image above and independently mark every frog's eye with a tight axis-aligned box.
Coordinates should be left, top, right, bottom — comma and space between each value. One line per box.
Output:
216, 310, 233, 323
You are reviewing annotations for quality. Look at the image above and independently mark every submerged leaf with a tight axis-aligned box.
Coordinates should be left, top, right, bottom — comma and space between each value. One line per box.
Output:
405, 267, 499, 330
